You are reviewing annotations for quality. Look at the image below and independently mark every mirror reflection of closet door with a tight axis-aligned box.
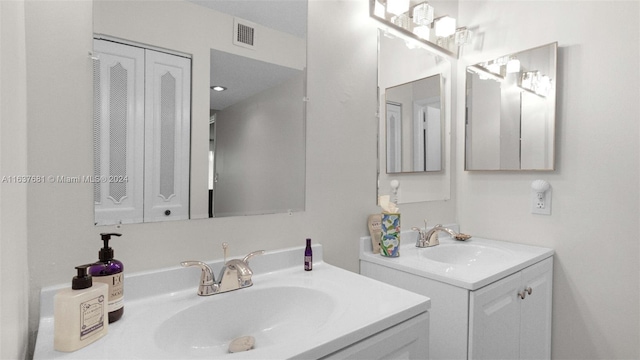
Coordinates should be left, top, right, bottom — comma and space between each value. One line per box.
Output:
93, 39, 190, 225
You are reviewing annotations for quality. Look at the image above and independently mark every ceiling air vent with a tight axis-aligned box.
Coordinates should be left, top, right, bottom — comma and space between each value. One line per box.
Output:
233, 18, 256, 50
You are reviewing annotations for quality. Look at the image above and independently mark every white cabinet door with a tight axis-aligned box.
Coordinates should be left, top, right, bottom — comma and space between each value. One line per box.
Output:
320, 313, 429, 360
519, 257, 553, 359
143, 49, 191, 222
469, 272, 522, 360
93, 40, 145, 225
470, 258, 553, 360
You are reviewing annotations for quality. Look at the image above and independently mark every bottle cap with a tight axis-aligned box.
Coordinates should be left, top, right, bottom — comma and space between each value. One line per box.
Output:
99, 233, 121, 262
72, 264, 93, 290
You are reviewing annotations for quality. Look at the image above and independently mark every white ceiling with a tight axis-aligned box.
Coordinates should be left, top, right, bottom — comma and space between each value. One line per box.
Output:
209, 49, 302, 110
187, 0, 307, 38
186, 0, 307, 111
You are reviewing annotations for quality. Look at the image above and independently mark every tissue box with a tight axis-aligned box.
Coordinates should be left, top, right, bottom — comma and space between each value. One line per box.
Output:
380, 212, 400, 257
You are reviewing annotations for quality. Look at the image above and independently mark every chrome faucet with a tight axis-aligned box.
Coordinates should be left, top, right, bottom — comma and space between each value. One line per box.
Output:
181, 249, 265, 296
412, 221, 472, 248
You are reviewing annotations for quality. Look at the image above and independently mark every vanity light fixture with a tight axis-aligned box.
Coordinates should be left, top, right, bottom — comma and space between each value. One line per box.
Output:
210, 85, 227, 92
486, 62, 501, 75
506, 58, 521, 73
391, 13, 410, 29
412, 2, 434, 26
454, 27, 473, 46
387, 0, 410, 16
434, 16, 456, 38
369, 0, 473, 59
521, 71, 552, 97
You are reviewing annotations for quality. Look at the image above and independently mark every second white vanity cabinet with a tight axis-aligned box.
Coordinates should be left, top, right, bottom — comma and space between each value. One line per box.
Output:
359, 232, 554, 360
468, 257, 552, 359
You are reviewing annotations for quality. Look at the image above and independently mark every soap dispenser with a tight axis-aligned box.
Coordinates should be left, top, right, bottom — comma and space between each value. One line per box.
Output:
54, 264, 108, 352
89, 233, 124, 323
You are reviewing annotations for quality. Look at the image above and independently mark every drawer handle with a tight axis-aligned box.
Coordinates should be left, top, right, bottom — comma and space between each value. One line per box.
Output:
518, 287, 533, 300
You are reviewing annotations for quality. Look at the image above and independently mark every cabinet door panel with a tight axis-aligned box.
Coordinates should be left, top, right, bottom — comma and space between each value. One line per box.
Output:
520, 257, 553, 359
144, 50, 191, 222
469, 272, 521, 360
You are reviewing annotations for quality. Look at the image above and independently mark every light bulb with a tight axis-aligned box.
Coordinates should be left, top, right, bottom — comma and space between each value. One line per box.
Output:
506, 58, 521, 73
413, 3, 434, 26
413, 25, 430, 40
387, 0, 410, 16
435, 16, 456, 37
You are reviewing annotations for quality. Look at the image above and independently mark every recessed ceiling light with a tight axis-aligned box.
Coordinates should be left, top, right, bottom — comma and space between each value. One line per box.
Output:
210, 86, 227, 92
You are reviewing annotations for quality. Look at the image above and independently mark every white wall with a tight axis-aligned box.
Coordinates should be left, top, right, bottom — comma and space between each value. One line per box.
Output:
0, 2, 30, 359
214, 74, 305, 216
456, 1, 639, 358
12, 1, 638, 359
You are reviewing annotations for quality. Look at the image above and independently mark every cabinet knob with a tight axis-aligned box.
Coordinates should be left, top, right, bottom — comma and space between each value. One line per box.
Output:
518, 287, 533, 299
164, 210, 171, 216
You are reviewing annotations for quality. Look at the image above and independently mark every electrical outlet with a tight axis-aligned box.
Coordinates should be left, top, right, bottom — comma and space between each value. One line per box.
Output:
531, 188, 552, 215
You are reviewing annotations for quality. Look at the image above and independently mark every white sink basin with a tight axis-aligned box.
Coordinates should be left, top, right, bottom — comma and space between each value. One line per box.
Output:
418, 243, 512, 266
155, 287, 336, 357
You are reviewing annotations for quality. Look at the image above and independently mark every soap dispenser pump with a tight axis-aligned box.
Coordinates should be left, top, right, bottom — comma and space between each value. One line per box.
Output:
54, 264, 108, 352
89, 233, 124, 323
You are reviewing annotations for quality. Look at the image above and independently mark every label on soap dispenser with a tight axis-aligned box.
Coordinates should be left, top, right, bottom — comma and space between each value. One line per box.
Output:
93, 274, 123, 312
79, 295, 106, 340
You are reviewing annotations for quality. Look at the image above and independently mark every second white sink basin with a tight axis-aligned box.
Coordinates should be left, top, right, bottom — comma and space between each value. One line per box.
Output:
417, 243, 512, 267
360, 226, 554, 290
155, 286, 336, 357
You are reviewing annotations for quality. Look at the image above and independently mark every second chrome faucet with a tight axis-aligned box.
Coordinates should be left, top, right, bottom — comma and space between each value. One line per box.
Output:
181, 247, 265, 296
412, 220, 472, 248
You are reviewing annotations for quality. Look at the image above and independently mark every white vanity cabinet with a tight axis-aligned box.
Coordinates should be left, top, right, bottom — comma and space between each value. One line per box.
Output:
359, 233, 554, 360
468, 257, 552, 360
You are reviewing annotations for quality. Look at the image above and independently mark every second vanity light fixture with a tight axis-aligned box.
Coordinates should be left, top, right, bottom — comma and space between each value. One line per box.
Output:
370, 0, 473, 58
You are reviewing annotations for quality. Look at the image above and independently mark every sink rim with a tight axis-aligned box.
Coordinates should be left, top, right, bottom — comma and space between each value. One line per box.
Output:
415, 242, 514, 266
360, 231, 554, 290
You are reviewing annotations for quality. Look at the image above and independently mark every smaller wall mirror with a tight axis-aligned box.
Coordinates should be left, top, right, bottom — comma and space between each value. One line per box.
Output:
386, 74, 443, 173
377, 28, 451, 204
465, 42, 557, 171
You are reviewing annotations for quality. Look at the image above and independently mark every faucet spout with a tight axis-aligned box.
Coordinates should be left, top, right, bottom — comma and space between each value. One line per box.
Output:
180, 261, 218, 295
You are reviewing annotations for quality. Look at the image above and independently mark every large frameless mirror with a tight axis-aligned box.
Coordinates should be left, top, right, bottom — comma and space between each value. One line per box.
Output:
93, 0, 307, 224
465, 42, 557, 171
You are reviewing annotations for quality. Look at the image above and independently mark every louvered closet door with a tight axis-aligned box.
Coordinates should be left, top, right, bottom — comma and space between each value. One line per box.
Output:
93, 40, 145, 225
143, 50, 191, 222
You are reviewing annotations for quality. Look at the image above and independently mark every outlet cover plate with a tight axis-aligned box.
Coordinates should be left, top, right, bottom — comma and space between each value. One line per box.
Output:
531, 189, 552, 215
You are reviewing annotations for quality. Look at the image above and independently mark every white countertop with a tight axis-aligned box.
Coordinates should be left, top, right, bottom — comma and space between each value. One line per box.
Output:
360, 227, 554, 290
35, 244, 430, 359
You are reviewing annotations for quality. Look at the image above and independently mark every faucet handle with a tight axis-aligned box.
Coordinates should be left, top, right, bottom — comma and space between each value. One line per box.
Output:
242, 250, 265, 264
227, 251, 263, 288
